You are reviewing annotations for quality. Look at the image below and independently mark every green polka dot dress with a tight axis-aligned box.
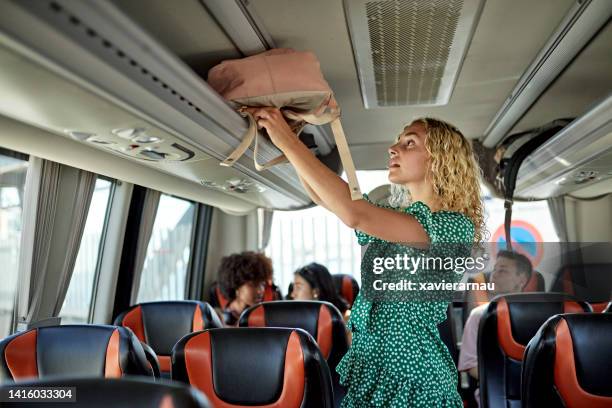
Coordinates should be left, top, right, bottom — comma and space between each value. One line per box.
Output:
336, 194, 475, 408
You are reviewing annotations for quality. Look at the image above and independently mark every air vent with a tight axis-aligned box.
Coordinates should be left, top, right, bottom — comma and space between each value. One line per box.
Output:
65, 130, 195, 162
344, 0, 484, 107
200, 178, 266, 194
558, 171, 601, 186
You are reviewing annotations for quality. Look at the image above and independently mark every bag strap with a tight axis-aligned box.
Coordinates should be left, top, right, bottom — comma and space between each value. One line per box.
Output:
221, 111, 362, 201
501, 119, 570, 250
330, 118, 362, 200
220, 111, 288, 170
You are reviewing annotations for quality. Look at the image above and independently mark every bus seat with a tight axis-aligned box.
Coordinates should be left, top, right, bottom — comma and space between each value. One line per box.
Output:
462, 270, 546, 325
238, 300, 348, 406
0, 377, 212, 407
263, 281, 283, 302
523, 270, 545, 292
208, 282, 229, 309
114, 301, 222, 376
478, 293, 591, 408
209, 282, 282, 310
552, 263, 612, 313
522, 313, 612, 408
172, 328, 334, 408
0, 325, 153, 382
332, 274, 359, 307
590, 302, 610, 313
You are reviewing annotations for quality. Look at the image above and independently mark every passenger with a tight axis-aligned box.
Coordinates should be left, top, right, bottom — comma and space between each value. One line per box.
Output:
216, 251, 270, 326
458, 250, 533, 406
291, 262, 350, 319
245, 109, 484, 408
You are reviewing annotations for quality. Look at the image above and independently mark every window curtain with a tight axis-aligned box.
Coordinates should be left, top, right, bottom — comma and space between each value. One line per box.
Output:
129, 189, 161, 304
20, 159, 96, 325
547, 196, 569, 242
258, 208, 274, 251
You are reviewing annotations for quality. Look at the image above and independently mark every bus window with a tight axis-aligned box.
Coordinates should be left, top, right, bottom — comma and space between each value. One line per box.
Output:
483, 185, 559, 244
0, 150, 28, 337
266, 171, 388, 293
59, 178, 113, 324
136, 194, 196, 303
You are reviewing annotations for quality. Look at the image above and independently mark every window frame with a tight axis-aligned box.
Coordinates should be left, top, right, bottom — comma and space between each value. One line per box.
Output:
185, 203, 214, 301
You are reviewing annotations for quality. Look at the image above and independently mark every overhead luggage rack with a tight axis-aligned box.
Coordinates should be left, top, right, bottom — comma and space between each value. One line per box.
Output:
0, 0, 322, 210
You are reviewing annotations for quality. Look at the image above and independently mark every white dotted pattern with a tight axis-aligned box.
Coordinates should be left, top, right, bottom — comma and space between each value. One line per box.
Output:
337, 194, 474, 407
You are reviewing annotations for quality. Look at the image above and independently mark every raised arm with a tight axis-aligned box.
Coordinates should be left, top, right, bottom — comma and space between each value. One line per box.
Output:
298, 174, 328, 210
248, 108, 429, 244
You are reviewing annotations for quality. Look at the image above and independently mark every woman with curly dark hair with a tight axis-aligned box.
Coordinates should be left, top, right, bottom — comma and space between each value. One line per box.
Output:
217, 251, 270, 326
292, 262, 350, 318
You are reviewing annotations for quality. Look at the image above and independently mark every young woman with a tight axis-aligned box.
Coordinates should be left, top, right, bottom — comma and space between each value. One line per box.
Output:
292, 262, 350, 318
216, 251, 270, 326
245, 107, 484, 408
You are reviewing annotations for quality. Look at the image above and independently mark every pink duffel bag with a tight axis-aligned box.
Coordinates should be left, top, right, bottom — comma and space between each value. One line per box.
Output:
207, 48, 362, 200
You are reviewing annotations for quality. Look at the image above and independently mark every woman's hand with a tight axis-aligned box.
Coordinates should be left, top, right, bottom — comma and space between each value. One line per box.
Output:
243, 107, 299, 152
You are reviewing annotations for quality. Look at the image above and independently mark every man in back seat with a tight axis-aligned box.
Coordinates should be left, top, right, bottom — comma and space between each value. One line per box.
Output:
458, 250, 533, 405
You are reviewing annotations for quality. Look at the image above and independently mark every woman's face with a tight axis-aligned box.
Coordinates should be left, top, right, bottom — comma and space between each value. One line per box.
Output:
291, 274, 318, 301
387, 122, 430, 185
235, 280, 264, 307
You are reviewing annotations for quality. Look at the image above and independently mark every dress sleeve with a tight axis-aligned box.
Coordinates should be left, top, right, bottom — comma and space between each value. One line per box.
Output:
353, 193, 392, 246
405, 202, 475, 246
403, 201, 436, 244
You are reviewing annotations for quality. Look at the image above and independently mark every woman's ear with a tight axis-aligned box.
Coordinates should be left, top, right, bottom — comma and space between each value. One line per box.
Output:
313, 289, 319, 299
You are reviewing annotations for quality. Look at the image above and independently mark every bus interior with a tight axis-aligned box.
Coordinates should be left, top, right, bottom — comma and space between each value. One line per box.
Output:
0, 1, 611, 407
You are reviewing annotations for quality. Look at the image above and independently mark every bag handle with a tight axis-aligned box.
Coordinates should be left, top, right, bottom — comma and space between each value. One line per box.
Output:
221, 110, 362, 201
220, 111, 288, 170
330, 118, 362, 200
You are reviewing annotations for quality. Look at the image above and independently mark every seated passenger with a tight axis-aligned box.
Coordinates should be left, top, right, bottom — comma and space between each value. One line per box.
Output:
216, 251, 269, 326
458, 250, 533, 405
291, 262, 350, 320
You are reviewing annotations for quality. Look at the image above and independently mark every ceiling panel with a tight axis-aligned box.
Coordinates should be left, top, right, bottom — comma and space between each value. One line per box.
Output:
248, 0, 574, 169
109, 0, 241, 77
511, 21, 612, 134
110, 0, 578, 170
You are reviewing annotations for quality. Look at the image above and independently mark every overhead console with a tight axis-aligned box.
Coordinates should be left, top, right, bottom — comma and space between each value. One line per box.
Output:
0, 0, 329, 212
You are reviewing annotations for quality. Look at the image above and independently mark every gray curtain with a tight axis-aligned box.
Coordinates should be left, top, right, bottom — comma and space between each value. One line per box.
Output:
258, 208, 274, 250
129, 189, 161, 304
547, 196, 569, 242
26, 160, 96, 322
51, 168, 97, 315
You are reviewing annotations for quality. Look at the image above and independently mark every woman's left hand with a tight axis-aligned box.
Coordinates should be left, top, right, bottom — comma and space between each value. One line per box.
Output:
243, 107, 299, 152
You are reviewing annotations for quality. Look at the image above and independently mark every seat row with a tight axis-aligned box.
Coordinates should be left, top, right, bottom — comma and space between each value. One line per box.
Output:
478, 292, 612, 408
0, 300, 347, 407
2, 296, 610, 407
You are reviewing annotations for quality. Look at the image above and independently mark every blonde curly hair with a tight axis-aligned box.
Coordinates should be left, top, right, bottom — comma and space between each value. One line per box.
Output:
388, 117, 487, 243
